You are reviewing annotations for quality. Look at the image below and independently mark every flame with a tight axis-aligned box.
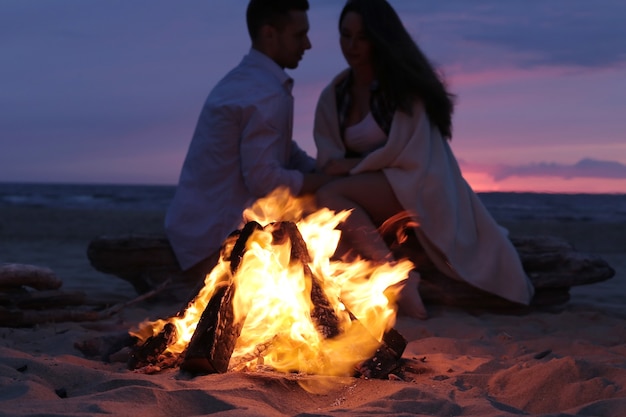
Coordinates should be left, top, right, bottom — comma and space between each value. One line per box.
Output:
130, 187, 413, 377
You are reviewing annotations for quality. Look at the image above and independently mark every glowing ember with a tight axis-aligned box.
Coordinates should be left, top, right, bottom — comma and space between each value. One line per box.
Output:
130, 187, 413, 376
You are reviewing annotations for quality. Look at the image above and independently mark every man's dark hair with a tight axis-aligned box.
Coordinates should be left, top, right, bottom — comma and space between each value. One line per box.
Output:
246, 0, 309, 41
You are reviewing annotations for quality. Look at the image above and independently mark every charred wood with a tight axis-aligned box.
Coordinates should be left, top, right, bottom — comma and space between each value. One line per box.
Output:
229, 221, 263, 273
179, 284, 241, 374
128, 322, 177, 370
271, 221, 340, 339
356, 328, 407, 379
179, 223, 259, 374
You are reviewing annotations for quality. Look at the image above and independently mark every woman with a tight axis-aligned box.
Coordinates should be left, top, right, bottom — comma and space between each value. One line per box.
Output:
314, 0, 535, 319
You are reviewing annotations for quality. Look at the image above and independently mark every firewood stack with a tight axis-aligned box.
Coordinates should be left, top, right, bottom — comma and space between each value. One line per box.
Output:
128, 221, 407, 379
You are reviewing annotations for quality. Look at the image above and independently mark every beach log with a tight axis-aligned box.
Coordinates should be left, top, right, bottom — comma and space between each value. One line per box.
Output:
0, 307, 103, 327
15, 290, 87, 310
389, 231, 615, 310
86, 235, 182, 294
511, 236, 615, 288
86, 231, 615, 310
0, 264, 62, 290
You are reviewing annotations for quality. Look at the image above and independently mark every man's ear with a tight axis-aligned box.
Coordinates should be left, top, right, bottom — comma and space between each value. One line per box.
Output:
259, 24, 277, 43
256, 24, 278, 56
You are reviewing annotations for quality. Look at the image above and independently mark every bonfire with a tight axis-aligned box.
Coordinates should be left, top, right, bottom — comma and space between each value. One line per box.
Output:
128, 188, 413, 378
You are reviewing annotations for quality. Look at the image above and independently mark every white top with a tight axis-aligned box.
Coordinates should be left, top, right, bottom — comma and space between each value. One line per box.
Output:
165, 48, 316, 270
344, 112, 387, 155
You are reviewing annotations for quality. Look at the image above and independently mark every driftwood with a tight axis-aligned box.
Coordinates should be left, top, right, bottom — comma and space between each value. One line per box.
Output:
86, 235, 180, 294
0, 263, 90, 327
14, 290, 86, 310
0, 268, 173, 328
0, 307, 103, 327
87, 232, 616, 311
0, 264, 62, 290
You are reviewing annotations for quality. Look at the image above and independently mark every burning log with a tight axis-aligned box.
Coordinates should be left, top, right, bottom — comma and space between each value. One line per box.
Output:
271, 221, 407, 378
356, 328, 407, 379
179, 221, 262, 374
133, 222, 261, 374
180, 220, 344, 374
128, 322, 178, 371
179, 284, 239, 374
228, 221, 263, 273
271, 221, 340, 339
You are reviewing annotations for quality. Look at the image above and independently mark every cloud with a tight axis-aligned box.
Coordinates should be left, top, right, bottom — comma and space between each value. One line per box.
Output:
487, 159, 626, 181
397, 0, 626, 69
462, 3, 626, 69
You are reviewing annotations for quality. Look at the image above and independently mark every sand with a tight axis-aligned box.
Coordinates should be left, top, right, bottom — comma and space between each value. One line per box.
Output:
1, 206, 625, 417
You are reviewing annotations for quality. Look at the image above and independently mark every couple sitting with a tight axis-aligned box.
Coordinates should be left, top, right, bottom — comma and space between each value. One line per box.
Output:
164, 0, 535, 319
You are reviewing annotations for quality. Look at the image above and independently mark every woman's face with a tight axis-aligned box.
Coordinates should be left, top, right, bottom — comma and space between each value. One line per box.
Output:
339, 11, 372, 70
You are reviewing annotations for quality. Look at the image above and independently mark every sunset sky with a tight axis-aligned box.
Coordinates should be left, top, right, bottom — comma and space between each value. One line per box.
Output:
2, 0, 625, 193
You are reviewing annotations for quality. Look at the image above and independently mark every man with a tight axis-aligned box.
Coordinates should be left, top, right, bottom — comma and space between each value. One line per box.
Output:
165, 0, 332, 284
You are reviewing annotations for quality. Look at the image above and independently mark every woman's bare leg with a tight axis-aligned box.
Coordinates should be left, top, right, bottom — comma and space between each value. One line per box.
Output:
317, 172, 400, 261
316, 172, 427, 319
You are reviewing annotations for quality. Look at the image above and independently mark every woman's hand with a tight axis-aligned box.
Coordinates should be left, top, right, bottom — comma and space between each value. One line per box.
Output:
322, 158, 362, 176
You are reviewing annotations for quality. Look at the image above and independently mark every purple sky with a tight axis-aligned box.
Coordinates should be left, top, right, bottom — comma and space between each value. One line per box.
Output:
1, 0, 625, 193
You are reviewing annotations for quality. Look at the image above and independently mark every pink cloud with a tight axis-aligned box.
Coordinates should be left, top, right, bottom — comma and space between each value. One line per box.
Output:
459, 158, 626, 194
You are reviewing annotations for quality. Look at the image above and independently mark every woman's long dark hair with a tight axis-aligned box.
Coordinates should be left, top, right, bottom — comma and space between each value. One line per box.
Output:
339, 0, 455, 139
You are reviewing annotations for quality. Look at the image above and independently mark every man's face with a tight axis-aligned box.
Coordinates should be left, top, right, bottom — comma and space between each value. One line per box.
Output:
272, 10, 311, 69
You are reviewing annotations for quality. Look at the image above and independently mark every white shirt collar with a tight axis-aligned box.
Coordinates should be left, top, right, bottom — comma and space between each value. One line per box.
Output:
246, 48, 294, 93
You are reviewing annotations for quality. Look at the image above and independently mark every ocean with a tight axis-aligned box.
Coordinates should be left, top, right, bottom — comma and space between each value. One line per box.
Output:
1, 182, 625, 224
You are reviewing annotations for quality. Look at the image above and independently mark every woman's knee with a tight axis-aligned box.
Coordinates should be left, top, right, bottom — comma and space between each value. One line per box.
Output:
316, 182, 340, 208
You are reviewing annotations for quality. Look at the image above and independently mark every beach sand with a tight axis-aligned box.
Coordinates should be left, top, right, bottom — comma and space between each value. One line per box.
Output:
1, 206, 625, 416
